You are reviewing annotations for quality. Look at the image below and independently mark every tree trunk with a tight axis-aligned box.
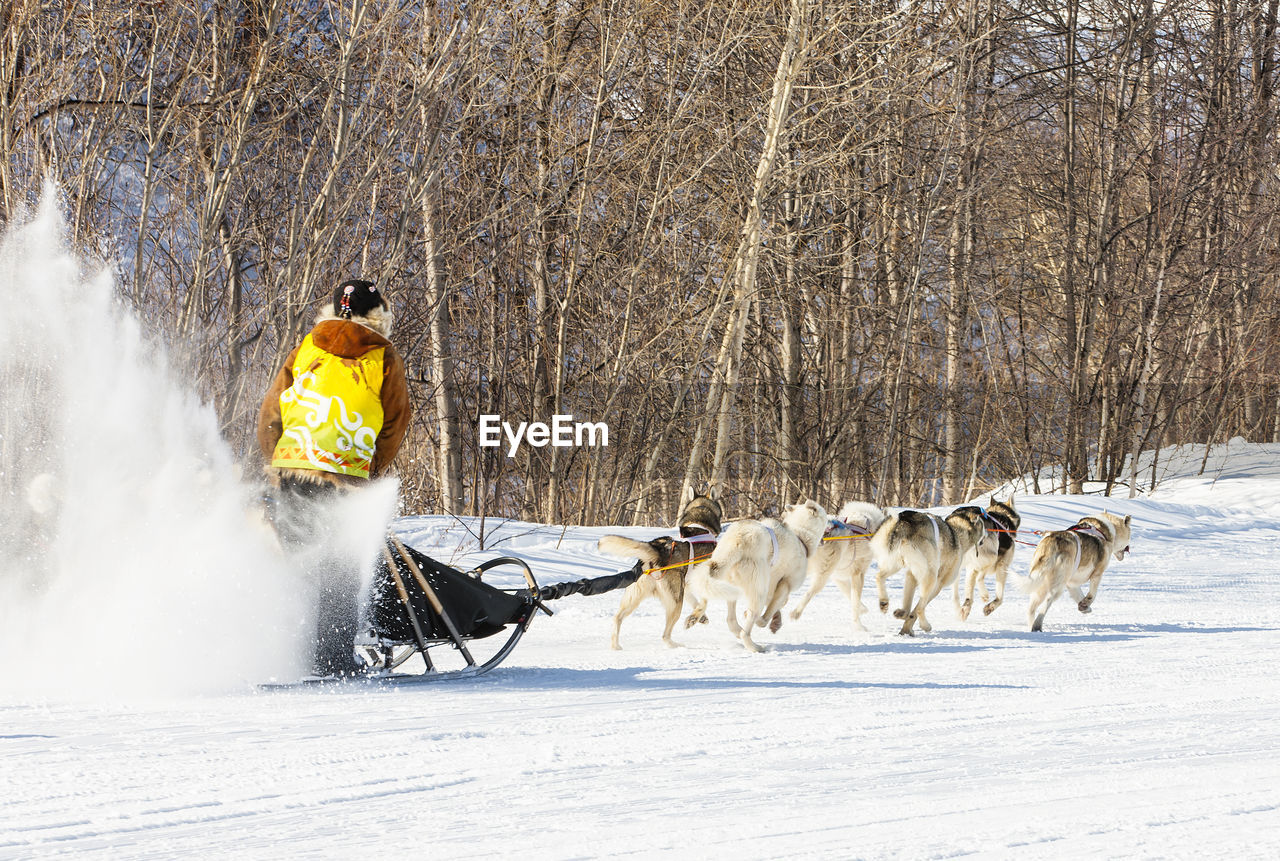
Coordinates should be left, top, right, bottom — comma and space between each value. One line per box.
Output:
705, 0, 811, 496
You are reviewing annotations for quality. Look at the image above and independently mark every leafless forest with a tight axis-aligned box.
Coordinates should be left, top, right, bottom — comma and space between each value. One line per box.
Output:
2, 0, 1278, 524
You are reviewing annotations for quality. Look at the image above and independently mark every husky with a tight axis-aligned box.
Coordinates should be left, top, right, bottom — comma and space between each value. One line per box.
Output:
788, 501, 889, 632
597, 487, 723, 649
1024, 511, 1132, 632
950, 495, 1021, 619
685, 499, 829, 652
872, 508, 987, 636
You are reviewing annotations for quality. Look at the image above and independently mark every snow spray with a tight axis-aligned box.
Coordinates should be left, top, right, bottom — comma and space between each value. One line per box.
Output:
0, 190, 396, 698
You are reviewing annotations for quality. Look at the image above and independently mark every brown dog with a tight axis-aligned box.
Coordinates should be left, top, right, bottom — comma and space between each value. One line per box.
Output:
872, 508, 988, 636
1024, 511, 1132, 632
949, 495, 1021, 620
597, 488, 723, 649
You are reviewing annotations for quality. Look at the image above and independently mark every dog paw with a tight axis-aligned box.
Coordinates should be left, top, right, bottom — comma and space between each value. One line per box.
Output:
684, 612, 707, 629
769, 611, 782, 634
983, 599, 1001, 616
959, 599, 972, 621
879, 600, 889, 613
789, 608, 802, 621
1078, 600, 1092, 614
892, 608, 906, 619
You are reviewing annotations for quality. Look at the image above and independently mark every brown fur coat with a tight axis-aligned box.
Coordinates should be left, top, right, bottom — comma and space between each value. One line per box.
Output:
257, 304, 410, 488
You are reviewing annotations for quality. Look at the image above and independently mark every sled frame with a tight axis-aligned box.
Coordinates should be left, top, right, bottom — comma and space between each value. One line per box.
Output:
359, 546, 545, 679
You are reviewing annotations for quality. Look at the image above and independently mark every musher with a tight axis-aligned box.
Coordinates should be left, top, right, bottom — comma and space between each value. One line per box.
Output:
257, 279, 411, 677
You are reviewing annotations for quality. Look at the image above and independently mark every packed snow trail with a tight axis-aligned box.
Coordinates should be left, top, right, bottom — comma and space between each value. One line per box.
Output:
4, 466, 1280, 858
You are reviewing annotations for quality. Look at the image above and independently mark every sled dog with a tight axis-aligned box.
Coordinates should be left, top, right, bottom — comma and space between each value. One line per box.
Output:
1024, 511, 1132, 632
685, 499, 829, 652
788, 501, 889, 632
597, 487, 723, 649
872, 508, 987, 636
950, 495, 1021, 620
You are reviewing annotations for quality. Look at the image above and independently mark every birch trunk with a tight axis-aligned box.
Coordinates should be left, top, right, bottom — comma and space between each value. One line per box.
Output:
704, 0, 810, 496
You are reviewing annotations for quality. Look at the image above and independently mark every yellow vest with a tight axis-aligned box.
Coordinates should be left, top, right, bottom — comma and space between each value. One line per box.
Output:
271, 334, 386, 478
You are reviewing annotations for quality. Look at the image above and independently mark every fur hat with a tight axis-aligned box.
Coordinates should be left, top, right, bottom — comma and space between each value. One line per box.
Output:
333, 279, 387, 319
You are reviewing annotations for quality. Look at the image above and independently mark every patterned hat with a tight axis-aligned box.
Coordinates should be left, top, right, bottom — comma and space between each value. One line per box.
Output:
333, 279, 386, 319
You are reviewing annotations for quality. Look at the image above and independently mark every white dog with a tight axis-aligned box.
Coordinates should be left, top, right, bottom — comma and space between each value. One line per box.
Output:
1024, 511, 1132, 632
788, 501, 888, 632
685, 499, 829, 652
872, 508, 987, 636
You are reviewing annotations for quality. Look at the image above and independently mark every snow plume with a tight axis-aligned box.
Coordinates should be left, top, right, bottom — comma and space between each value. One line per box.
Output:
0, 190, 391, 698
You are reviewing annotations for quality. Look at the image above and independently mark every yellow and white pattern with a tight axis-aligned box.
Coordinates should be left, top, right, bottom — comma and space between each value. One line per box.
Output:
271, 335, 385, 478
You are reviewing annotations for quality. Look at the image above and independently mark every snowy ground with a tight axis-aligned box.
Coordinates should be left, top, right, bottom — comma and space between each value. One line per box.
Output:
4, 441, 1280, 859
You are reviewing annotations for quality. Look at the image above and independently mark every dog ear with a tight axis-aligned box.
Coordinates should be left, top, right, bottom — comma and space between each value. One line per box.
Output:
704, 482, 719, 502
1124, 514, 1131, 526
680, 483, 695, 507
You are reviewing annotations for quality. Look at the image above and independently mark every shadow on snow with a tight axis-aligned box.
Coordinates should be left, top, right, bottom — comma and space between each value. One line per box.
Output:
477, 665, 1032, 693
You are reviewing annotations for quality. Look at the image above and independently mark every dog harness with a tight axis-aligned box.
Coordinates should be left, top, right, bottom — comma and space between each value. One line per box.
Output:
675, 519, 716, 534
677, 532, 718, 571
982, 508, 1016, 537
1066, 522, 1109, 570
681, 532, 717, 546
1068, 523, 1108, 543
647, 531, 718, 580
272, 334, 386, 478
844, 516, 871, 533
677, 525, 717, 556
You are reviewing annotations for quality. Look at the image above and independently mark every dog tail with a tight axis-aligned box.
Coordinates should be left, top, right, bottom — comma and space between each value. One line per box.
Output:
597, 535, 661, 568
1017, 533, 1071, 593
693, 523, 768, 600
837, 501, 889, 535
869, 512, 902, 571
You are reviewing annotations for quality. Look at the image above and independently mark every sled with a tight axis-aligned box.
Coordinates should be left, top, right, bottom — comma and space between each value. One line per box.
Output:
345, 535, 643, 682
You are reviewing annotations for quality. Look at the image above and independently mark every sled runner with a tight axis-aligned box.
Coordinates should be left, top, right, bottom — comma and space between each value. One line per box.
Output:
333, 535, 643, 683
